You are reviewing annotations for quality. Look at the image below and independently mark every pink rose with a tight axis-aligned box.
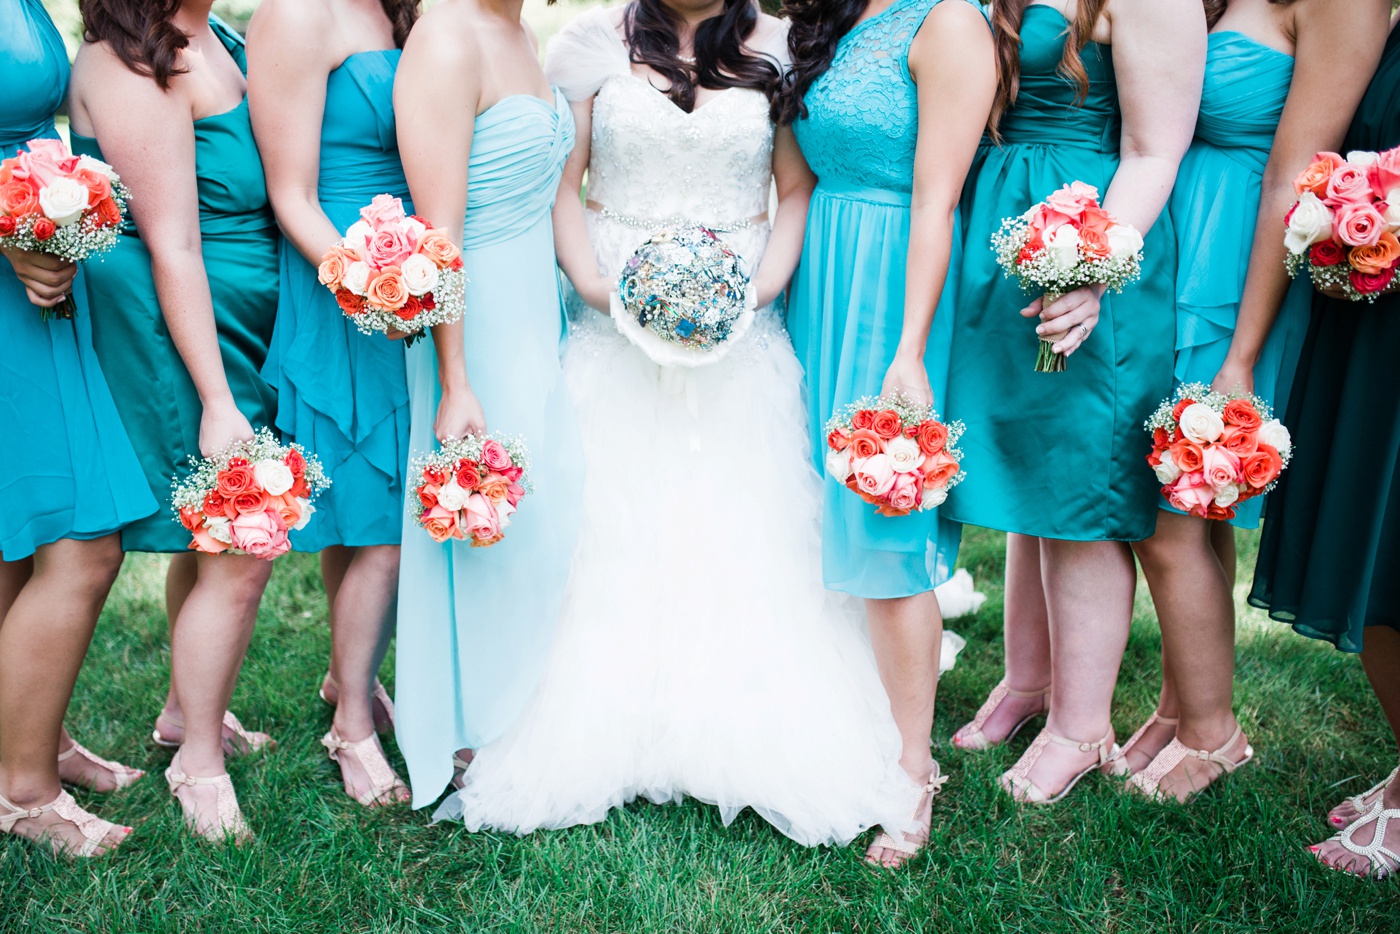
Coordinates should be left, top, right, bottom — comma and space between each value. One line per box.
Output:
1326, 164, 1374, 206
481, 440, 512, 472
12, 139, 77, 188
888, 472, 921, 512
1167, 473, 1215, 518
366, 223, 418, 269
1201, 445, 1242, 492
852, 454, 896, 499
505, 482, 525, 507
463, 493, 501, 542
1369, 147, 1400, 200
1335, 202, 1386, 248
359, 193, 407, 229
1044, 181, 1097, 218
230, 510, 290, 560
421, 504, 460, 543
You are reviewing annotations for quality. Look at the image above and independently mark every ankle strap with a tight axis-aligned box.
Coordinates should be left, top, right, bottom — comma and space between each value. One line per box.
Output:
1006, 684, 1051, 699
0, 793, 51, 830
1046, 728, 1115, 761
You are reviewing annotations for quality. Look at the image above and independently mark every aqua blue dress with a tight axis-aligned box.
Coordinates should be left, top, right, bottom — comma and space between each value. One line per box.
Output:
0, 0, 155, 560
261, 51, 410, 550
787, 0, 966, 599
942, 5, 1177, 542
395, 91, 584, 806
1167, 31, 1309, 529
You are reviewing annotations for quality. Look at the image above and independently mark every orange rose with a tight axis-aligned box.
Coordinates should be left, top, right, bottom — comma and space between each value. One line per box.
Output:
916, 420, 948, 456
1080, 205, 1114, 237
283, 448, 306, 478
1220, 426, 1258, 457
178, 505, 202, 532
73, 168, 111, 208
273, 492, 302, 530
849, 428, 882, 460
1294, 153, 1345, 198
1221, 399, 1263, 431
418, 483, 440, 509
418, 230, 461, 269
921, 451, 960, 486
851, 410, 876, 431
827, 427, 852, 452
1242, 444, 1283, 489
1169, 439, 1205, 473
317, 245, 357, 288
421, 505, 461, 543
478, 475, 510, 504
290, 475, 312, 499
395, 294, 422, 321
470, 532, 505, 548
1348, 231, 1400, 275
32, 217, 55, 240
336, 288, 366, 316
203, 490, 228, 518
871, 410, 902, 440
365, 267, 408, 311
93, 196, 121, 228
216, 464, 257, 497
1079, 227, 1111, 259
232, 489, 270, 516
0, 179, 38, 217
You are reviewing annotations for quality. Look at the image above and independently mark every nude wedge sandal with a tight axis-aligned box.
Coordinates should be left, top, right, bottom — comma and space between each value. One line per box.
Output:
165, 749, 252, 844
0, 788, 130, 858
1001, 727, 1119, 805
1127, 725, 1253, 802
951, 681, 1050, 751
58, 738, 145, 791
865, 763, 949, 869
321, 729, 409, 806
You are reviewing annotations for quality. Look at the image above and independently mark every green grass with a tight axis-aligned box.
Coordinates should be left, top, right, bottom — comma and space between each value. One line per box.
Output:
2, 527, 1398, 933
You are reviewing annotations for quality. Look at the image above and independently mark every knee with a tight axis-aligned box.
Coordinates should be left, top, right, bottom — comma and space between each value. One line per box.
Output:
54, 537, 124, 600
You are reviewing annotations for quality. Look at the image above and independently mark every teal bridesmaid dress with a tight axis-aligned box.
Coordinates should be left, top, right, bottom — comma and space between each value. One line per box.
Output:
0, 0, 155, 559
395, 92, 584, 805
262, 51, 410, 550
75, 19, 279, 553
787, 0, 967, 599
943, 5, 1177, 542
1250, 25, 1400, 652
1167, 31, 1310, 529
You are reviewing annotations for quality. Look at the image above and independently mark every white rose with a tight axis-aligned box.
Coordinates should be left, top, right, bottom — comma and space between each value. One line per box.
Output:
344, 220, 373, 258
885, 436, 923, 474
1213, 483, 1240, 509
1347, 150, 1379, 167
293, 498, 315, 531
1106, 223, 1145, 257
401, 253, 441, 297
497, 499, 516, 530
38, 177, 89, 226
342, 261, 370, 297
206, 516, 233, 544
1153, 449, 1181, 485
1257, 418, 1292, 456
75, 154, 119, 183
1284, 191, 1335, 255
1046, 225, 1082, 270
920, 486, 949, 511
436, 479, 469, 512
1384, 189, 1400, 233
253, 459, 295, 497
825, 447, 852, 483
1178, 402, 1225, 445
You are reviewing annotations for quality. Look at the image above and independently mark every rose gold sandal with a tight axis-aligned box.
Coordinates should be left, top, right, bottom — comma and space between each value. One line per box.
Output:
0, 788, 130, 858
58, 737, 145, 791
164, 749, 251, 844
152, 710, 274, 756
1001, 727, 1119, 804
320, 729, 409, 807
865, 763, 949, 869
319, 673, 395, 734
951, 681, 1050, 751
1127, 726, 1254, 802
1104, 710, 1179, 778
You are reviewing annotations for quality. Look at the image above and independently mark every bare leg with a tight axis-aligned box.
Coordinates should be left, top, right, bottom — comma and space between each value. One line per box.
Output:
865, 590, 942, 867
160, 554, 198, 719
320, 546, 352, 687
1210, 520, 1237, 590
0, 538, 130, 854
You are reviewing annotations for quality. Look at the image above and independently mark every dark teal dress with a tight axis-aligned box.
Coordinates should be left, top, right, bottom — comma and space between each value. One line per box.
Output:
261, 51, 410, 550
1249, 25, 1400, 652
0, 0, 155, 560
75, 19, 279, 553
942, 6, 1177, 542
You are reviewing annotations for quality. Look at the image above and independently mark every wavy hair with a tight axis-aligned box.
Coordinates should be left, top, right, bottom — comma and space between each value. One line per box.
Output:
380, 0, 422, 49
987, 0, 1108, 141
772, 0, 865, 125
80, 0, 189, 89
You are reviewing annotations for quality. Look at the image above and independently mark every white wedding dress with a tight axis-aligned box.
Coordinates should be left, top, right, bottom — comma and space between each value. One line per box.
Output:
439, 7, 966, 846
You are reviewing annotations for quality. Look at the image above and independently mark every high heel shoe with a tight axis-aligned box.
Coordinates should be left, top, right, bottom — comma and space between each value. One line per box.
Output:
58, 738, 145, 791
152, 710, 274, 756
952, 681, 1050, 751
164, 749, 252, 844
0, 788, 130, 858
1127, 726, 1253, 802
320, 729, 409, 806
1105, 710, 1179, 778
1001, 727, 1118, 804
865, 763, 948, 869
318, 673, 395, 735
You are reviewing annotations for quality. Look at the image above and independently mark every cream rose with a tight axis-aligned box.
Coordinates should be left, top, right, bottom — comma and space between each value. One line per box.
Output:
1347, 150, 1379, 167
1285, 191, 1335, 255
1178, 403, 1225, 445
38, 177, 88, 226
885, 436, 922, 474
252, 459, 295, 497
1384, 190, 1400, 233
1106, 223, 1144, 257
206, 516, 233, 544
401, 253, 441, 297
1153, 449, 1181, 485
342, 261, 371, 297
293, 498, 315, 531
343, 220, 373, 259
919, 486, 948, 511
1214, 483, 1240, 509
825, 447, 852, 483
1257, 419, 1293, 456
1046, 225, 1082, 270
75, 154, 119, 183
496, 499, 516, 530
436, 479, 470, 512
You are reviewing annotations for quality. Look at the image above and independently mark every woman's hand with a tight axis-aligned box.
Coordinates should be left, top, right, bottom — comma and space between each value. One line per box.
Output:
1210, 355, 1255, 396
434, 383, 487, 442
576, 275, 612, 314
386, 327, 412, 341
881, 351, 934, 406
1, 245, 77, 308
1026, 285, 1105, 357
199, 400, 256, 457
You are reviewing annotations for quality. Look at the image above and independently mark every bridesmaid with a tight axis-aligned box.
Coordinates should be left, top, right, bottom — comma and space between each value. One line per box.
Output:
70, 0, 281, 841
782, 0, 996, 866
1251, 8, 1400, 880
943, 0, 1204, 802
0, 0, 154, 858
246, 0, 418, 807
391, 0, 584, 805
1122, 0, 1389, 801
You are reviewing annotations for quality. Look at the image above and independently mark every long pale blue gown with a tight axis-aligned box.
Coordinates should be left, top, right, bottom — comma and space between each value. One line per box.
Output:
0, 0, 155, 559
1167, 31, 1309, 529
395, 91, 583, 807
262, 51, 410, 550
787, 0, 967, 598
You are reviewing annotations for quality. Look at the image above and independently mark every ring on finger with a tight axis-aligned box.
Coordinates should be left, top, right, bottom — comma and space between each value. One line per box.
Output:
1076, 323, 1090, 338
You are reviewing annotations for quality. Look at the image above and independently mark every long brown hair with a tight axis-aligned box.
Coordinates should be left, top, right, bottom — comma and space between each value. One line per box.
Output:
380, 0, 421, 50
988, 0, 1108, 139
625, 0, 783, 114
773, 0, 866, 125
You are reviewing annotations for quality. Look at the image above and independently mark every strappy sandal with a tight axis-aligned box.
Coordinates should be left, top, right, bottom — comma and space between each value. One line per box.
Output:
450, 751, 474, 790
1001, 727, 1119, 805
865, 763, 949, 869
319, 673, 395, 734
1314, 802, 1400, 880
152, 710, 274, 756
951, 681, 1050, 751
58, 738, 145, 791
0, 788, 130, 858
1127, 726, 1253, 802
164, 750, 251, 844
1330, 767, 1400, 829
320, 729, 409, 807
1104, 710, 1179, 778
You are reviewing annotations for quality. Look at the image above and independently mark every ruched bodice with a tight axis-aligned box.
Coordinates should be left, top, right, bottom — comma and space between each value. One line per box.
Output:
463, 92, 574, 249
997, 5, 1119, 151
1194, 33, 1293, 167
317, 50, 408, 200
0, 0, 67, 154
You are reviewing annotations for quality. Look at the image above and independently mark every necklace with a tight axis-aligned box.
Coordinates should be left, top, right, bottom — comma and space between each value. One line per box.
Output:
677, 53, 696, 64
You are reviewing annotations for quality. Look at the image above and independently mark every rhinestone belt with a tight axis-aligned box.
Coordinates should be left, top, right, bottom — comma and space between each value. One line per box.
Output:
590, 203, 766, 234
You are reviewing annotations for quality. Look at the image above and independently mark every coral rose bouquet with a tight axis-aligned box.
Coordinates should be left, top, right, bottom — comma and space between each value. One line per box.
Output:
992, 181, 1144, 373
0, 138, 129, 320
1283, 148, 1400, 302
171, 428, 330, 559
318, 194, 466, 344
1145, 383, 1293, 522
411, 434, 531, 547
824, 395, 966, 518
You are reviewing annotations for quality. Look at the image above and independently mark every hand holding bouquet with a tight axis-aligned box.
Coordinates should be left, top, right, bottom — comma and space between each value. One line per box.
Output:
318, 194, 466, 344
825, 395, 965, 517
1145, 383, 1292, 522
0, 139, 128, 320
412, 433, 530, 547
1283, 148, 1400, 301
172, 429, 329, 559
992, 182, 1144, 372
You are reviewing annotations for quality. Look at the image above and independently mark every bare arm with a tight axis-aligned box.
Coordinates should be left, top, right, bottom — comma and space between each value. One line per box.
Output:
751, 125, 816, 308
884, 1, 997, 404
552, 96, 611, 311
395, 10, 485, 440
1035, 0, 1206, 357
1212, 0, 1390, 394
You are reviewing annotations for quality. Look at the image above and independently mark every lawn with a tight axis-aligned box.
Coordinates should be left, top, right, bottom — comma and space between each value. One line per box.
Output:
2, 526, 1396, 933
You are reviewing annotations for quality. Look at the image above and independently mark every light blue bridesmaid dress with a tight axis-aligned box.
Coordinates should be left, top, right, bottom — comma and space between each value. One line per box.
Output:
787, 0, 967, 599
395, 91, 583, 806
1168, 31, 1309, 529
262, 51, 410, 550
0, 0, 155, 560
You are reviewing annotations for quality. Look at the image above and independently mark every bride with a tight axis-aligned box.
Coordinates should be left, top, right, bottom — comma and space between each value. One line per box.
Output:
442, 0, 964, 847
